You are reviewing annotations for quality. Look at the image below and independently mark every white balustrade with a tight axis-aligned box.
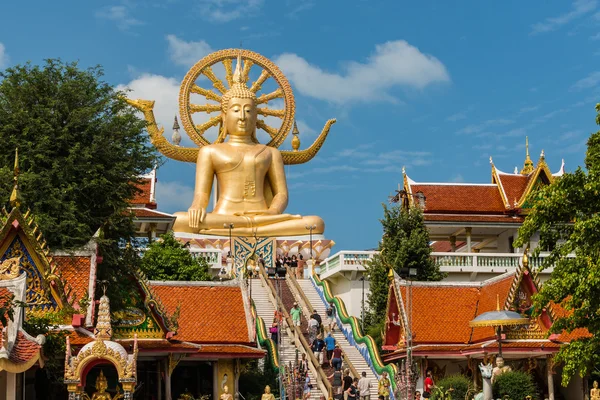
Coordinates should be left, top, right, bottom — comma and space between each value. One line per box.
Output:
190, 248, 224, 269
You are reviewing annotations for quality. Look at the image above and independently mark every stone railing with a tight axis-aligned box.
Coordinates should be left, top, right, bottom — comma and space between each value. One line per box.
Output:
431, 252, 551, 270
189, 248, 224, 269
319, 251, 377, 279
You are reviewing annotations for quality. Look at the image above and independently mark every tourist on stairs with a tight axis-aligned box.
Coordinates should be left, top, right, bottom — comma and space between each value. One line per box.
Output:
324, 332, 336, 367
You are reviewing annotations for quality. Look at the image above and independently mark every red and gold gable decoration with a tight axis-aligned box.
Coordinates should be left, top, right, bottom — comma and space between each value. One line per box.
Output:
0, 207, 66, 312
503, 257, 554, 340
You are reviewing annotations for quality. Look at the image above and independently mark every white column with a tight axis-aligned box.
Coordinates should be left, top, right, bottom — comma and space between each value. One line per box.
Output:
307, 260, 314, 276
6, 373, 16, 400
466, 227, 472, 252
547, 356, 555, 400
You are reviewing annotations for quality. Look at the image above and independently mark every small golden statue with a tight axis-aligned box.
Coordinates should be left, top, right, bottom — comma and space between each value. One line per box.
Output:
128, 49, 335, 238
179, 388, 194, 400
262, 385, 276, 400
491, 357, 512, 384
220, 385, 233, 400
87, 370, 123, 400
591, 380, 600, 400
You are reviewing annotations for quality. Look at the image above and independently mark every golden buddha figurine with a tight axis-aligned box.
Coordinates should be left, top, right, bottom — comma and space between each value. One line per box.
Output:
262, 385, 276, 400
220, 385, 233, 400
90, 370, 122, 400
591, 380, 600, 400
172, 55, 324, 237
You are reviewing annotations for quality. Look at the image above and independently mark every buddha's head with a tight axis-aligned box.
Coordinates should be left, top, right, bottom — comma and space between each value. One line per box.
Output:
595, 381, 599, 388
496, 357, 504, 368
221, 55, 257, 140
223, 385, 229, 394
95, 370, 108, 393
265, 385, 271, 394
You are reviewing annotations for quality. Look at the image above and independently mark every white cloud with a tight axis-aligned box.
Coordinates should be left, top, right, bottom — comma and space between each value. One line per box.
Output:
274, 40, 450, 104
166, 35, 213, 67
96, 5, 143, 31
117, 73, 214, 145
155, 180, 194, 212
570, 71, 600, 90
196, 0, 265, 23
0, 43, 8, 68
446, 111, 468, 122
450, 174, 465, 183
531, 0, 597, 34
457, 119, 514, 135
117, 74, 180, 133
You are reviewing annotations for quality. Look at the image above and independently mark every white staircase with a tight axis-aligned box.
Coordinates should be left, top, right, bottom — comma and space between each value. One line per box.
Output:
297, 279, 379, 399
251, 279, 324, 400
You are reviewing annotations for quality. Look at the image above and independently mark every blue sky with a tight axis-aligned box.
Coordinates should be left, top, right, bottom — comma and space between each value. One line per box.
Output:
1, 1, 599, 251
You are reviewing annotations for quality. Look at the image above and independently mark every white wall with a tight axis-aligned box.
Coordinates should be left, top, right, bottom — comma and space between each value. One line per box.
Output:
326, 274, 370, 319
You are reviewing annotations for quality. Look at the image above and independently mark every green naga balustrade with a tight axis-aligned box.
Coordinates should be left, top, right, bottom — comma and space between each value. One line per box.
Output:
312, 273, 398, 391
251, 301, 280, 372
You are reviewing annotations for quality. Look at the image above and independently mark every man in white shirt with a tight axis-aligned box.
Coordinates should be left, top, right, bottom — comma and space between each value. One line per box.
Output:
358, 371, 371, 400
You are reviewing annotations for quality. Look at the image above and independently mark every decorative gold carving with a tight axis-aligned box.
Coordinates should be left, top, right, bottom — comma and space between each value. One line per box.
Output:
64, 294, 138, 388
126, 48, 335, 166
94, 295, 113, 340
0, 256, 20, 280
168, 353, 186, 376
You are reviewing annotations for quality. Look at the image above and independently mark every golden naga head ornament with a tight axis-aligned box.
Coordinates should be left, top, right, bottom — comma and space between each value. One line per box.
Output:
125, 48, 336, 165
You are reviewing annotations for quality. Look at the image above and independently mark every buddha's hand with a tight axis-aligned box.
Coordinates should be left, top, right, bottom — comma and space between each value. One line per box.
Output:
188, 206, 207, 228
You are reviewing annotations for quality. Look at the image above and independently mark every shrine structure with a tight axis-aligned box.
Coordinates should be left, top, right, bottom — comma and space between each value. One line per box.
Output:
381, 252, 588, 399
0, 153, 264, 400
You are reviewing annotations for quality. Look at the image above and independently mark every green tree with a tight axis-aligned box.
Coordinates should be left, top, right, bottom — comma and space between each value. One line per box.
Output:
492, 371, 539, 400
0, 59, 158, 308
365, 204, 444, 329
514, 104, 600, 385
431, 374, 473, 400
0, 59, 158, 249
140, 232, 212, 281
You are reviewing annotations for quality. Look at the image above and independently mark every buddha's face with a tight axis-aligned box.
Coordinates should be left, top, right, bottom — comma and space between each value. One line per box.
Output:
223, 385, 229, 394
595, 381, 599, 388
496, 357, 504, 368
265, 385, 271, 394
97, 380, 107, 392
224, 97, 257, 137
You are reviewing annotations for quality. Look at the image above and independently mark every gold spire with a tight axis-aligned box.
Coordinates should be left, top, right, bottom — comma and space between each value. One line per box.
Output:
94, 286, 113, 340
9, 149, 22, 208
520, 137, 534, 175
291, 121, 300, 151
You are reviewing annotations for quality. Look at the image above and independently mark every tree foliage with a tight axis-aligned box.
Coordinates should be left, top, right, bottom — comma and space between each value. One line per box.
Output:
140, 232, 212, 281
0, 59, 159, 307
514, 105, 600, 385
431, 374, 472, 400
365, 204, 444, 328
0, 59, 158, 249
492, 371, 539, 400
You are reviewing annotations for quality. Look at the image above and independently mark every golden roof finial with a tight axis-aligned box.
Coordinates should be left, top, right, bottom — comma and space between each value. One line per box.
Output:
9, 149, 22, 209
291, 121, 300, 151
522, 245, 529, 268
520, 136, 534, 175
94, 285, 113, 340
232, 53, 246, 85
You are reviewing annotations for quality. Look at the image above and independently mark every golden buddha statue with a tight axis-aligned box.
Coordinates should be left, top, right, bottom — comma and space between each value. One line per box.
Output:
491, 357, 512, 384
220, 385, 233, 400
262, 385, 276, 400
127, 49, 335, 238
90, 370, 122, 400
591, 380, 600, 400
172, 55, 323, 237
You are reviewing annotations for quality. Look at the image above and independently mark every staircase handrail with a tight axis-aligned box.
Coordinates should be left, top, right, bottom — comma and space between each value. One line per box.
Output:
286, 267, 360, 379
312, 272, 398, 391
251, 299, 280, 371
256, 267, 333, 398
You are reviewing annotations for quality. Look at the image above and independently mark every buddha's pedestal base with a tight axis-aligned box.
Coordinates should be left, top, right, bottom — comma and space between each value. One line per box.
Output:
173, 231, 335, 278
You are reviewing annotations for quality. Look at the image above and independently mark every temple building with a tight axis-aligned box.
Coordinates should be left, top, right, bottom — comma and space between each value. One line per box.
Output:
0, 165, 264, 400
381, 254, 588, 399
